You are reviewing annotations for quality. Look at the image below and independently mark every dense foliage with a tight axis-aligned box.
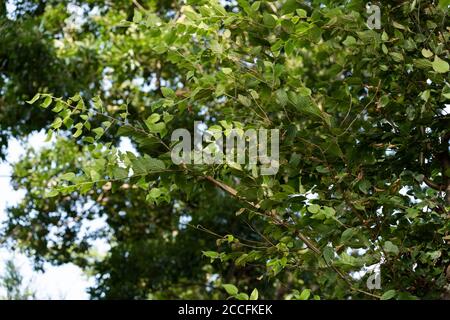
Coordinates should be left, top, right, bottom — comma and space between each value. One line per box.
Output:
1, 0, 450, 299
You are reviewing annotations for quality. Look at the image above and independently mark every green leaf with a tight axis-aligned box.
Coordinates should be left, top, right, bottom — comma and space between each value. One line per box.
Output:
389, 52, 404, 62
223, 29, 231, 38
63, 116, 74, 129
44, 130, 53, 142
276, 89, 289, 106
79, 182, 93, 194
210, 40, 223, 55
442, 85, 450, 99
161, 87, 176, 98
131, 155, 166, 174
225, 234, 234, 243
222, 67, 232, 75
413, 58, 433, 69
358, 180, 371, 194
392, 21, 407, 30
308, 204, 320, 214
341, 228, 358, 243
291, 94, 330, 126
251, 1, 260, 11
202, 251, 219, 259
90, 169, 101, 181
146, 122, 166, 133
299, 289, 311, 300
163, 112, 174, 123
421, 48, 433, 58
92, 127, 104, 139
113, 167, 129, 179
45, 190, 59, 198
145, 113, 161, 125
322, 206, 335, 218
298, 87, 311, 96
148, 188, 161, 199
223, 284, 238, 296
315, 165, 329, 173
92, 96, 102, 110
342, 36, 357, 46
263, 13, 277, 28
51, 117, 63, 129
383, 241, 399, 255
249, 90, 259, 100
296, 9, 307, 18
73, 129, 83, 138
83, 137, 95, 144
219, 120, 232, 130
335, 252, 360, 267
235, 293, 249, 300
238, 94, 251, 107
60, 172, 76, 181
41, 96, 52, 109
406, 208, 419, 219
432, 56, 449, 73
381, 290, 396, 300
133, 9, 143, 23
420, 90, 430, 102
250, 288, 258, 300
380, 95, 390, 107
75, 99, 85, 111
71, 94, 81, 102
26, 93, 40, 104
322, 246, 334, 264
52, 101, 65, 113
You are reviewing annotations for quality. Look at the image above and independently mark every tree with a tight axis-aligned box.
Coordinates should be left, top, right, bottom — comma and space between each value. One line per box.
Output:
1, 0, 450, 299
0, 260, 35, 300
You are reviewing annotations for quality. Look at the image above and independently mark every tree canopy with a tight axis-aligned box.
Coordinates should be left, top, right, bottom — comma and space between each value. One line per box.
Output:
1, 0, 450, 300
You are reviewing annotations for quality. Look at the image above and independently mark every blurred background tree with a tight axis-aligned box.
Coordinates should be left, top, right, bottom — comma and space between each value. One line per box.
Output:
0, 260, 35, 300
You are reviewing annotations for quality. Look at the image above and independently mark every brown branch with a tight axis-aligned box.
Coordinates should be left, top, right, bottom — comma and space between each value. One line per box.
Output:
205, 176, 238, 197
423, 176, 445, 191
132, 0, 146, 11
205, 176, 321, 254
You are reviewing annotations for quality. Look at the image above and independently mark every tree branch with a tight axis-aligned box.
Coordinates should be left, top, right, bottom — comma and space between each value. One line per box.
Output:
423, 175, 445, 191
204, 176, 321, 253
203, 175, 381, 299
132, 0, 146, 11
